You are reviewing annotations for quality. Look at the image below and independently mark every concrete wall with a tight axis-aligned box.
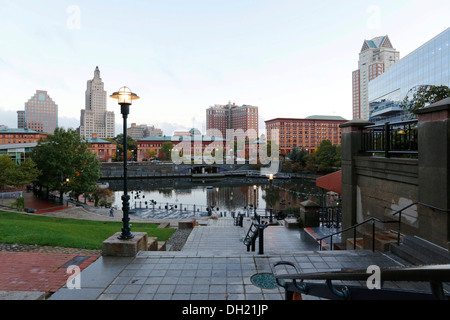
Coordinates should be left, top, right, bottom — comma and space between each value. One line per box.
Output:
353, 157, 418, 235
341, 98, 450, 249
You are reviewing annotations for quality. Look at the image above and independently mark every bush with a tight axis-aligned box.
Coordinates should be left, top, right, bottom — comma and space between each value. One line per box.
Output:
11, 197, 25, 211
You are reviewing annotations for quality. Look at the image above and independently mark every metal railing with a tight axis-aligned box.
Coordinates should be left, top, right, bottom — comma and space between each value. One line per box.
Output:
361, 120, 418, 158
243, 221, 268, 254
317, 201, 449, 251
273, 262, 450, 300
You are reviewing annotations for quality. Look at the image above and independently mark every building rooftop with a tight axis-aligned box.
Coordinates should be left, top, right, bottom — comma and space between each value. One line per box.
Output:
265, 116, 347, 122
0, 142, 38, 150
305, 115, 347, 121
0, 128, 43, 134
139, 135, 227, 142
86, 137, 115, 144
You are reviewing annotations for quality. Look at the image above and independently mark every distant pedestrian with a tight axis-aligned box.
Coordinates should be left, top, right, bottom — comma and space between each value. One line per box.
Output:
109, 207, 114, 217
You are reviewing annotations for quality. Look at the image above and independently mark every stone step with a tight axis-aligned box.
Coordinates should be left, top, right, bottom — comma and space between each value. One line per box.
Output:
402, 236, 450, 264
389, 236, 450, 265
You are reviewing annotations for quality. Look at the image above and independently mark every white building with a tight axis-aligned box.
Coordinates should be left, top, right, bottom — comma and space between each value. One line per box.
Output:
128, 123, 163, 140
352, 36, 399, 120
78, 66, 115, 139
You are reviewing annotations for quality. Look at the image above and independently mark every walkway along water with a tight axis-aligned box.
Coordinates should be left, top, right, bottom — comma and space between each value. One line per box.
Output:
48, 216, 430, 301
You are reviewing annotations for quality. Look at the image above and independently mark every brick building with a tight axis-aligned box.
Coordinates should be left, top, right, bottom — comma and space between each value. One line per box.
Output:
206, 102, 258, 141
265, 115, 347, 156
137, 135, 226, 162
86, 133, 116, 162
0, 128, 47, 145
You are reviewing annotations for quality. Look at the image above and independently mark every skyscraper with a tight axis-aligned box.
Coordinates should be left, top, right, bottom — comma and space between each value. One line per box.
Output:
78, 66, 115, 139
23, 90, 58, 134
369, 28, 450, 124
352, 36, 399, 120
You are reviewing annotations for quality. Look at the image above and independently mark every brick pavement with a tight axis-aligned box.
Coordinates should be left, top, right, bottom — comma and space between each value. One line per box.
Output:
0, 251, 99, 295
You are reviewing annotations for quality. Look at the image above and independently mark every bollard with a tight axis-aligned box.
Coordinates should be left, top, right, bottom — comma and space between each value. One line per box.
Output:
258, 226, 264, 254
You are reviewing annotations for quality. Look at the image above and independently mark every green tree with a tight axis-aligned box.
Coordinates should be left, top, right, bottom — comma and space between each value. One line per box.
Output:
306, 140, 341, 173
0, 156, 40, 189
158, 142, 173, 161
113, 134, 137, 161
31, 128, 101, 204
400, 85, 450, 119
288, 147, 309, 168
14, 159, 41, 187
0, 155, 17, 189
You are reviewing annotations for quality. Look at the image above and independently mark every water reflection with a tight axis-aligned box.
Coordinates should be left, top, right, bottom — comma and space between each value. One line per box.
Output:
104, 178, 322, 219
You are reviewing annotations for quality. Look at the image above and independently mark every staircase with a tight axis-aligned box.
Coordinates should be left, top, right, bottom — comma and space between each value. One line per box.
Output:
389, 236, 450, 265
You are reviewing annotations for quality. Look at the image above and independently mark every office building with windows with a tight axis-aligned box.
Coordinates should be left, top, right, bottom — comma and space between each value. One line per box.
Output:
206, 102, 258, 141
22, 90, 58, 134
128, 123, 163, 140
265, 115, 347, 156
352, 35, 400, 120
369, 28, 450, 124
78, 66, 115, 139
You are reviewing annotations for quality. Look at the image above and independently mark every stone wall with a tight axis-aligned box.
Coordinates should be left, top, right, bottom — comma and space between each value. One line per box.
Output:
353, 156, 418, 235
341, 98, 450, 249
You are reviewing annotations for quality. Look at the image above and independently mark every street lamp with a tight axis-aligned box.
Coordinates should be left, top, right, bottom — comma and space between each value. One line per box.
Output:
253, 185, 258, 222
268, 174, 273, 223
110, 86, 140, 240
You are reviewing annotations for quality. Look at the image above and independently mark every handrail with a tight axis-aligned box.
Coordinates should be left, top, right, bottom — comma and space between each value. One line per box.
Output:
243, 221, 268, 254
360, 120, 418, 158
317, 201, 449, 251
273, 262, 450, 300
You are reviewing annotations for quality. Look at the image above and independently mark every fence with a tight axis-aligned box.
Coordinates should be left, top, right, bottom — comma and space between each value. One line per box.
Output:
360, 120, 418, 157
0, 191, 23, 200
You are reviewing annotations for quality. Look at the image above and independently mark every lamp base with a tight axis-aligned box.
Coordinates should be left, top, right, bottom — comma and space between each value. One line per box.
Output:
102, 232, 148, 257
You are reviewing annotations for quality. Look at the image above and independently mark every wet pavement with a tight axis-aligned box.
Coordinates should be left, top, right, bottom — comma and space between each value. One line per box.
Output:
0, 193, 434, 301
48, 217, 411, 301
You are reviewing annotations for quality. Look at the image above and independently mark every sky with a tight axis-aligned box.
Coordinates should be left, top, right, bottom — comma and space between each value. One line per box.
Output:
0, 0, 449, 136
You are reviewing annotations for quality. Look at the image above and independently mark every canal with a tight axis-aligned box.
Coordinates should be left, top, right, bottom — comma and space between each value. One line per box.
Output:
103, 177, 325, 219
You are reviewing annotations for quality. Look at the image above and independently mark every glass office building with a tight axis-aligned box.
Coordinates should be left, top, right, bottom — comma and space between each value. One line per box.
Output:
369, 28, 450, 124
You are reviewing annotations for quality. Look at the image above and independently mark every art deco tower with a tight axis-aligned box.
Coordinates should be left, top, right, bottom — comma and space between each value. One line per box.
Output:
78, 66, 115, 138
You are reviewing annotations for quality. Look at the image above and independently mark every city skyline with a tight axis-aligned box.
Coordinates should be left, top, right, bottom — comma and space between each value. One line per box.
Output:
1, 1, 449, 135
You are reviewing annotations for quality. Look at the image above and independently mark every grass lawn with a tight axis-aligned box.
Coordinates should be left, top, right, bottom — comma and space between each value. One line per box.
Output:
0, 211, 175, 250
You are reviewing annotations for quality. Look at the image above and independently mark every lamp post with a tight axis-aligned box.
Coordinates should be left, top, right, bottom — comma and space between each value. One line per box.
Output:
110, 87, 140, 240
253, 185, 258, 222
268, 174, 273, 223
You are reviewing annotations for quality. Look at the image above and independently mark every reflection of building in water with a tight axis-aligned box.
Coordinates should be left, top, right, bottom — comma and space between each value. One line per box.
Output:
206, 186, 258, 212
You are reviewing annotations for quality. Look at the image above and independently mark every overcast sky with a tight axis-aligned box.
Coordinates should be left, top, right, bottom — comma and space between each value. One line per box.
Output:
1, 0, 449, 135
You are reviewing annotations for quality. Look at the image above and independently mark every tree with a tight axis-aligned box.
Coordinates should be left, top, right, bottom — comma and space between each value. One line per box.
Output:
400, 85, 450, 119
0, 155, 40, 189
0, 155, 16, 189
159, 142, 173, 161
31, 128, 101, 204
14, 159, 41, 187
306, 140, 341, 173
143, 149, 156, 161
113, 134, 137, 161
92, 185, 113, 207
287, 147, 309, 168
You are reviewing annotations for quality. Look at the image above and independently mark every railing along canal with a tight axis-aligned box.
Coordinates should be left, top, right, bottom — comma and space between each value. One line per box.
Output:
360, 120, 418, 158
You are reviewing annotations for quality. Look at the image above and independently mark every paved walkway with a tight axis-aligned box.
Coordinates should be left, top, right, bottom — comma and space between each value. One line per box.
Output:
47, 217, 419, 301
0, 197, 435, 301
